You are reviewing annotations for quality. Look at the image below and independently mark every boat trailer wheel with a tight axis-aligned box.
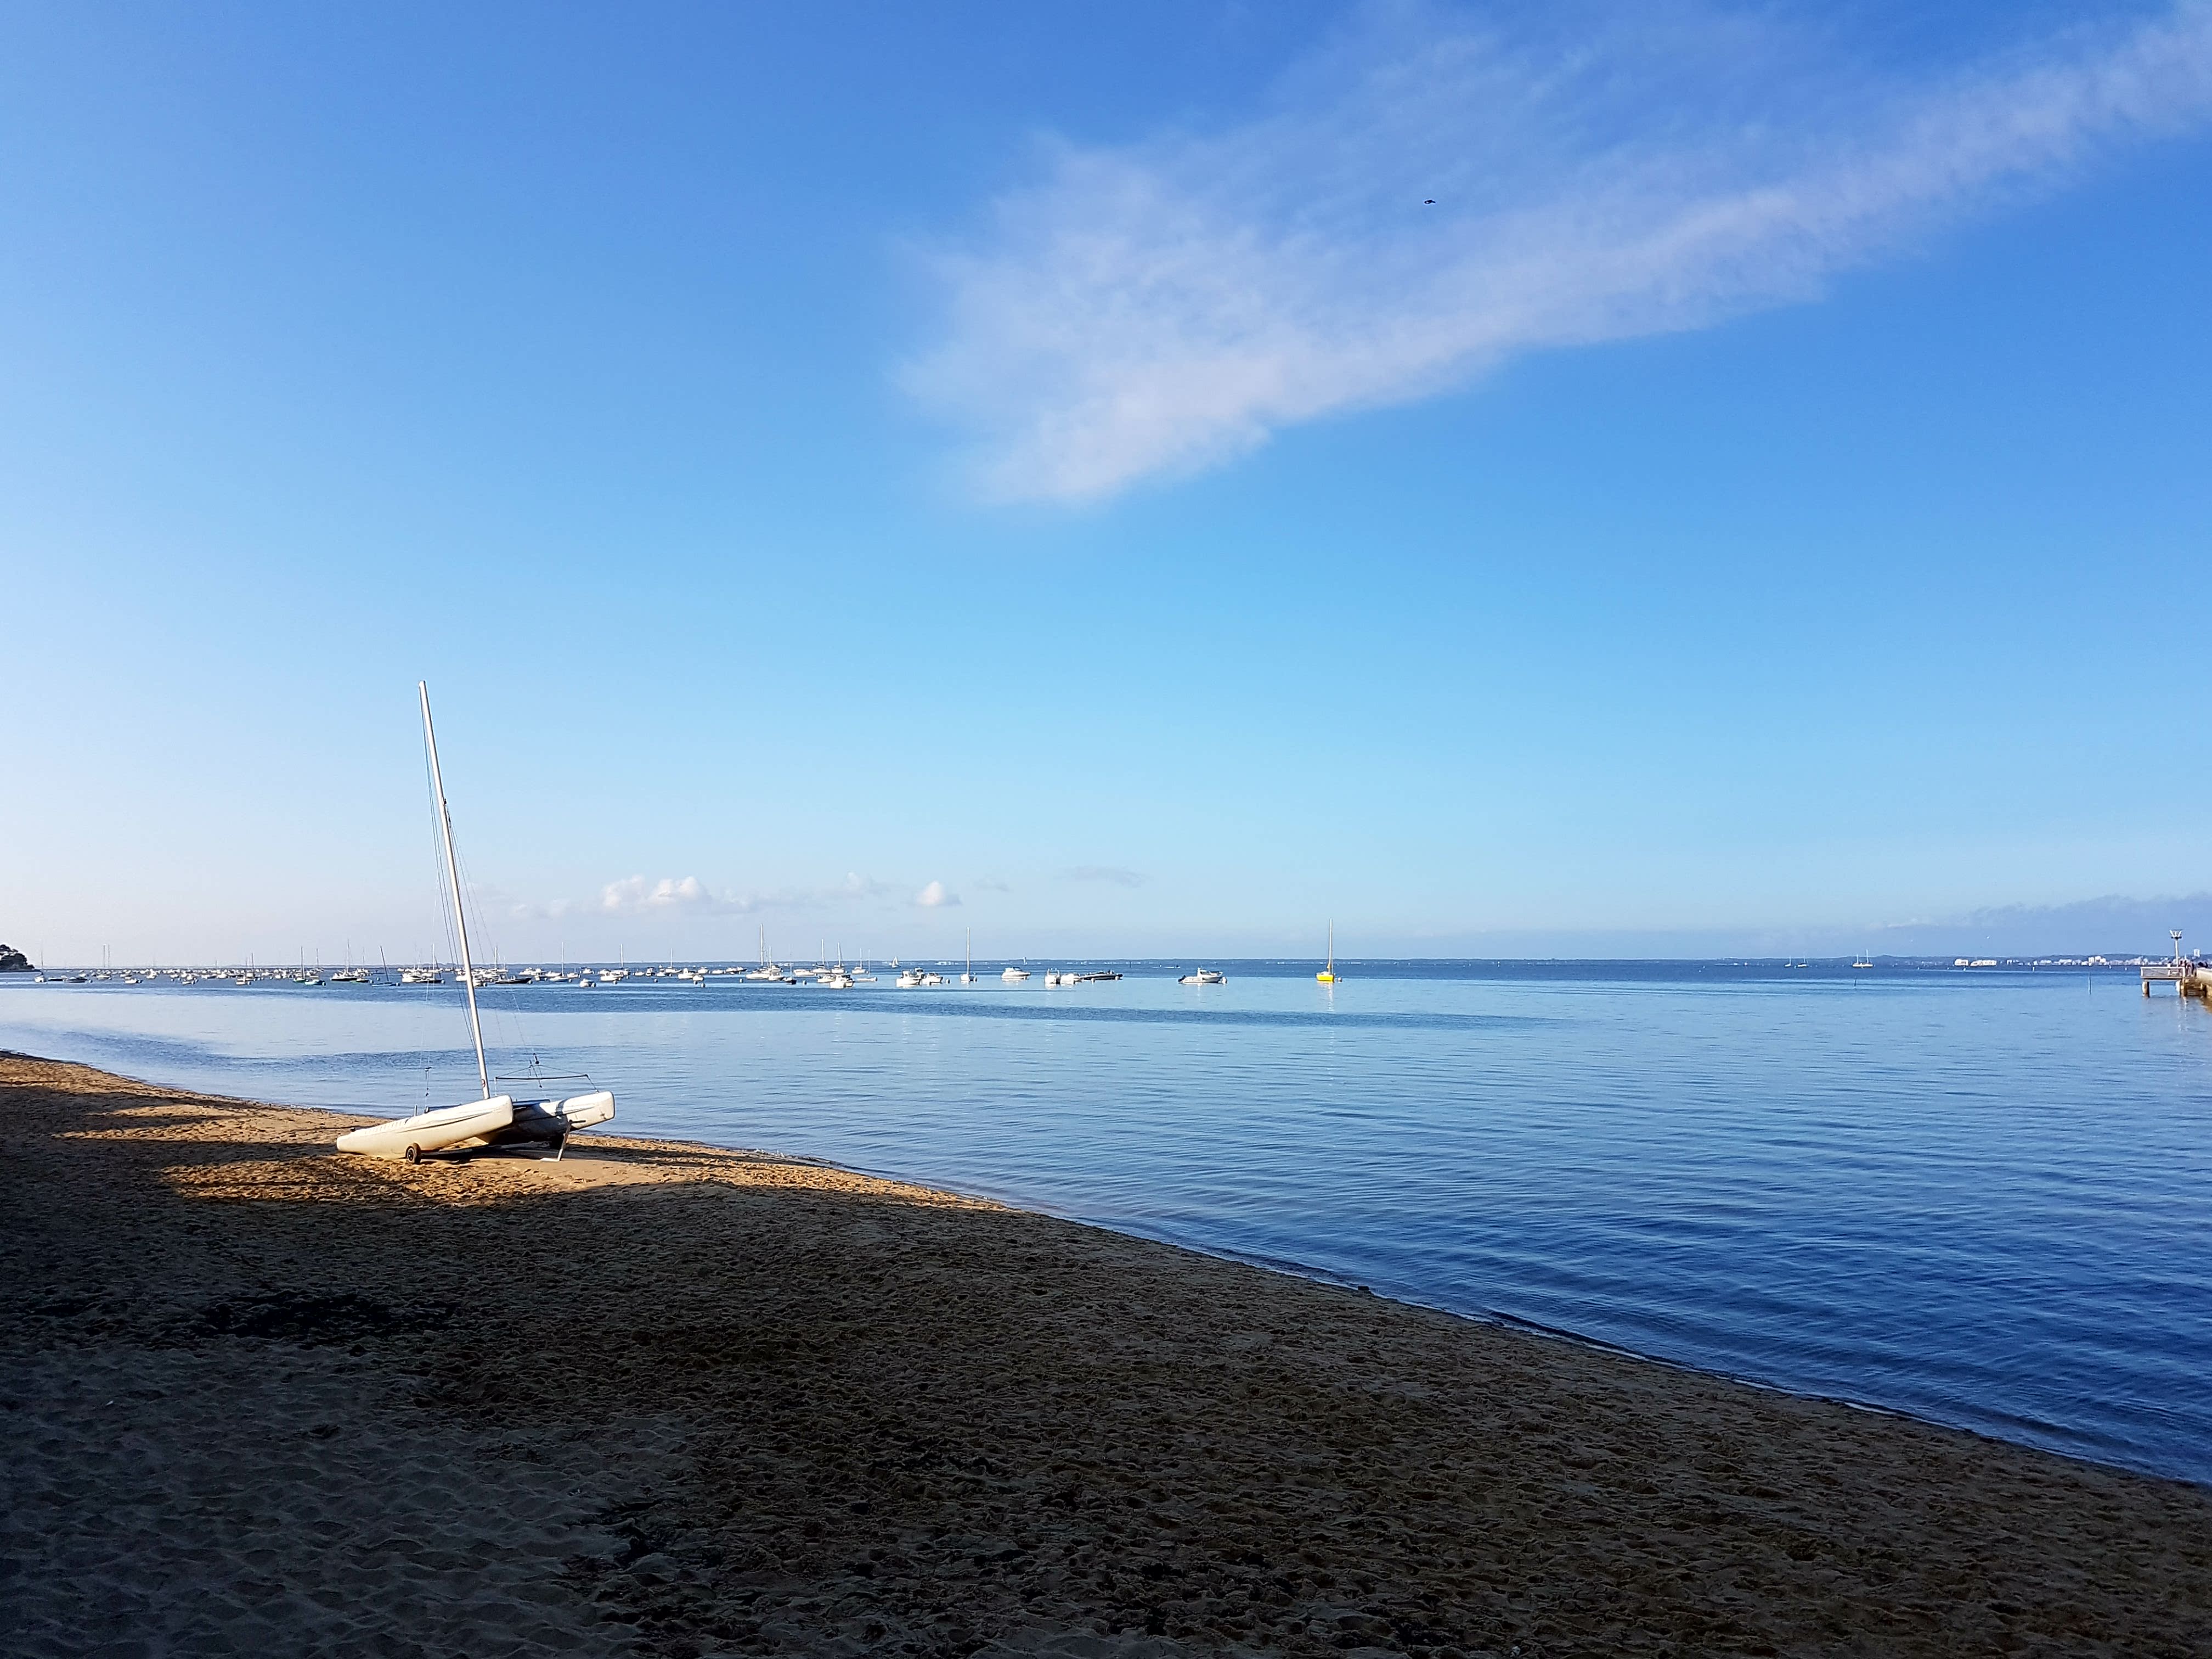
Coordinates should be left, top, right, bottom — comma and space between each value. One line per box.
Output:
404, 1143, 422, 1165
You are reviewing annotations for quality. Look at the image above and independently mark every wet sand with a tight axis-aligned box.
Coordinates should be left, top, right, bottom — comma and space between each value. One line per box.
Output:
4, 1053, 2209, 1657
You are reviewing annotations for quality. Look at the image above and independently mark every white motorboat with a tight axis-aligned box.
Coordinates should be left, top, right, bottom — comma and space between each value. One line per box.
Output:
1002, 966, 1030, 981
334, 682, 616, 1164
1178, 968, 1226, 985
896, 969, 926, 988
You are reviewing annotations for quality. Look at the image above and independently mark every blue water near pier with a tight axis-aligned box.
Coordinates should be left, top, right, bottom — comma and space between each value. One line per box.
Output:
6, 961, 2209, 1486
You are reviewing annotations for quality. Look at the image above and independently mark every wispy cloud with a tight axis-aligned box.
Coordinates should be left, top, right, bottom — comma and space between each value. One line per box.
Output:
906, 1, 2212, 501
1063, 865, 1146, 888
915, 880, 960, 908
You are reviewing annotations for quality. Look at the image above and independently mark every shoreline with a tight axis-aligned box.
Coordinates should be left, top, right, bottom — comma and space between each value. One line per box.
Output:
8, 1051, 2211, 1656
0, 1046, 2087, 1476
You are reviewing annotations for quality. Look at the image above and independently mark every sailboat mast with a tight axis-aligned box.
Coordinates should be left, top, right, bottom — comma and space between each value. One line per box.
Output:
419, 681, 491, 1099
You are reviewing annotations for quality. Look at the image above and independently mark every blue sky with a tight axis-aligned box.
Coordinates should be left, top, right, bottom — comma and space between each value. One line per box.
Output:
3, 1, 2210, 964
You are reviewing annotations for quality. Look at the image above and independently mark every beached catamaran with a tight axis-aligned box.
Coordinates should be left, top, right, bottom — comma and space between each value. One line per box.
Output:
335, 682, 614, 1164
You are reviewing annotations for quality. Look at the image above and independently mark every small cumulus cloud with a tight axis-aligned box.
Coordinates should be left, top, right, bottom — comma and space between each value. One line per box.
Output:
1063, 865, 1145, 888
477, 883, 573, 922
583, 871, 970, 916
601, 875, 728, 914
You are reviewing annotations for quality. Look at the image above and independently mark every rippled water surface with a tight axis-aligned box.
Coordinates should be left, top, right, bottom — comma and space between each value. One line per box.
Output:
7, 962, 2209, 1484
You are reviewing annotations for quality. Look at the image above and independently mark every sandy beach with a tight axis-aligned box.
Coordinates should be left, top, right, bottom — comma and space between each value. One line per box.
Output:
4, 1054, 2208, 1657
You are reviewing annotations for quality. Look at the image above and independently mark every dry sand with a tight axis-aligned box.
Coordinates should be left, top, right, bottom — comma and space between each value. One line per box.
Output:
3, 1053, 2208, 1658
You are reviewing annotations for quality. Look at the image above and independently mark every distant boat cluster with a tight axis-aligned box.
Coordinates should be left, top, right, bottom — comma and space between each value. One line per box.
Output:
1952, 955, 2141, 968
29, 967, 376, 988
26, 959, 1159, 991
19, 926, 1340, 993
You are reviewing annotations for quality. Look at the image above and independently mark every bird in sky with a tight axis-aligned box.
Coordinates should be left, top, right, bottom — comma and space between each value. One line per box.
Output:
1423, 198, 1436, 205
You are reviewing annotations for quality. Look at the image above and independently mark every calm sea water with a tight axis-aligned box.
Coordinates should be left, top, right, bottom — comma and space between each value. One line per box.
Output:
7, 962, 2209, 1486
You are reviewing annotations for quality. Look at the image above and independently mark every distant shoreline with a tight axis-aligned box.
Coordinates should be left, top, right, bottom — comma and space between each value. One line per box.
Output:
4, 953, 2194, 980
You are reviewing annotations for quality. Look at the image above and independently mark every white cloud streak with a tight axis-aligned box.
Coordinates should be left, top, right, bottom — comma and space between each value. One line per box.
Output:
1063, 865, 1147, 888
906, 2, 2212, 501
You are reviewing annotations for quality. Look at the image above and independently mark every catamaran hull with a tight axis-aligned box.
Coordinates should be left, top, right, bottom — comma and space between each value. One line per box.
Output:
483, 1090, 617, 1147
335, 1096, 517, 1159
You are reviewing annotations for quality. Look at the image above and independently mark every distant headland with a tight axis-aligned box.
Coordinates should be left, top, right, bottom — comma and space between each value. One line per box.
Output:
0, 944, 31, 972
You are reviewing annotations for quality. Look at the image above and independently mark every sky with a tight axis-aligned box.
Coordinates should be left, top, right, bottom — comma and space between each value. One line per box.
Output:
3, 0, 2210, 964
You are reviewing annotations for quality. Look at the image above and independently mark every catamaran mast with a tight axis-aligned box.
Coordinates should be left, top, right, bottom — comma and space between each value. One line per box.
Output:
419, 681, 491, 1099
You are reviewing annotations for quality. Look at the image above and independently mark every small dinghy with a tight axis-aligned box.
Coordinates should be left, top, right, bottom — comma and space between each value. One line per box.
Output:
336, 683, 616, 1163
